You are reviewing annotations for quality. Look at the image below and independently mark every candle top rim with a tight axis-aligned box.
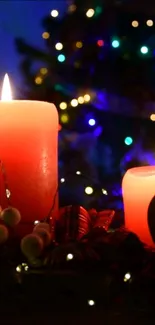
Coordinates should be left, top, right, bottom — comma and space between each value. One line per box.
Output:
0, 100, 56, 106
126, 166, 155, 177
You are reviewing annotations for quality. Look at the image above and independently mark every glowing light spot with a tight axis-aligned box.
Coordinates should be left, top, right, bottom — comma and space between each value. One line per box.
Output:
57, 54, 66, 62
124, 272, 131, 282
34, 220, 40, 225
140, 46, 149, 54
6, 189, 11, 198
84, 94, 91, 102
42, 32, 50, 39
85, 186, 93, 195
66, 253, 74, 261
146, 19, 153, 27
76, 171, 81, 175
60, 114, 69, 123
131, 20, 139, 27
124, 137, 133, 146
78, 96, 84, 104
55, 42, 63, 50
51, 10, 59, 17
86, 8, 95, 18
35, 76, 43, 85
102, 189, 108, 195
88, 299, 95, 306
59, 102, 67, 110
97, 39, 104, 47
60, 178, 65, 183
88, 118, 96, 126
16, 265, 22, 273
150, 114, 155, 121
76, 41, 83, 48
71, 99, 78, 107
40, 67, 48, 75
112, 39, 120, 48
1, 74, 12, 101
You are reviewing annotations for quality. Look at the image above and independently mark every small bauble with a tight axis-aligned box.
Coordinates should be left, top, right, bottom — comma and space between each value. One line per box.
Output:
33, 228, 51, 247
33, 222, 50, 232
0, 224, 9, 244
1, 207, 21, 227
21, 233, 44, 259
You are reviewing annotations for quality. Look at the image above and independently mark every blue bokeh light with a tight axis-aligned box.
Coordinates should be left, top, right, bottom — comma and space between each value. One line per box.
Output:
140, 46, 148, 54
57, 54, 66, 62
88, 118, 96, 126
124, 136, 133, 146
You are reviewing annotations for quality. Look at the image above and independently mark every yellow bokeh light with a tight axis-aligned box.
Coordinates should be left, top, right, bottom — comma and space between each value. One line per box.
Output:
78, 96, 84, 104
40, 67, 48, 75
150, 114, 155, 121
146, 19, 153, 27
55, 42, 63, 50
86, 8, 95, 18
35, 76, 43, 85
85, 186, 93, 195
51, 10, 59, 17
60, 114, 69, 123
71, 99, 78, 107
42, 32, 50, 39
76, 41, 83, 48
84, 94, 91, 102
59, 102, 67, 110
131, 20, 139, 27
68, 4, 77, 13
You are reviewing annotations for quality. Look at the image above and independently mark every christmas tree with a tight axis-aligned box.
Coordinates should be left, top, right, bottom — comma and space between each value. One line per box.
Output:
15, 0, 155, 210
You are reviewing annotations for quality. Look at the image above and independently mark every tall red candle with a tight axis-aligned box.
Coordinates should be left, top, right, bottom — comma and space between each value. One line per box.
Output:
0, 75, 58, 236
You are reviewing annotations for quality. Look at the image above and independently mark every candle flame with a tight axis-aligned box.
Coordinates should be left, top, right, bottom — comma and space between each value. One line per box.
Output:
1, 74, 12, 101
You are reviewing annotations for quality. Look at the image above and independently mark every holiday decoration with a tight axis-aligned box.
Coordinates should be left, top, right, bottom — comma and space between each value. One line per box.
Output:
33, 222, 50, 232
0, 74, 58, 236
93, 210, 115, 231
0, 224, 9, 244
1, 207, 21, 227
21, 233, 44, 258
122, 166, 155, 247
33, 228, 51, 247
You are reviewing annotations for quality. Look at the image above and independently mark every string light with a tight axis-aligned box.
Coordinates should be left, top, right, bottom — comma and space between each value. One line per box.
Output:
71, 99, 78, 107
60, 114, 69, 123
88, 118, 96, 126
102, 189, 108, 195
146, 19, 153, 26
88, 299, 95, 306
57, 54, 66, 62
86, 9, 95, 18
16, 265, 22, 273
55, 42, 63, 50
78, 96, 84, 104
131, 20, 139, 27
140, 46, 149, 54
51, 10, 59, 17
84, 94, 91, 102
42, 32, 50, 39
124, 272, 131, 282
59, 102, 67, 110
124, 137, 133, 145
40, 67, 48, 75
85, 186, 93, 195
111, 39, 120, 48
66, 253, 74, 261
35, 76, 43, 85
97, 40, 104, 47
76, 171, 81, 175
150, 114, 155, 121
60, 178, 65, 183
34, 220, 40, 225
76, 41, 83, 48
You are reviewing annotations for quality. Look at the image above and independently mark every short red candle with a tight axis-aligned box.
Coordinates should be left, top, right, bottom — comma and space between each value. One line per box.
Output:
122, 166, 155, 247
0, 76, 58, 235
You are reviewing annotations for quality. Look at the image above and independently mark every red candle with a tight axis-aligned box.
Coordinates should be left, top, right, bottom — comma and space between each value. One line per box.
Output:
0, 74, 58, 236
122, 166, 155, 247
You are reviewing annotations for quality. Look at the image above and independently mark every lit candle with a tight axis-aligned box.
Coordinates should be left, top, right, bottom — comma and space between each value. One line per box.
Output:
0, 74, 58, 236
122, 166, 155, 247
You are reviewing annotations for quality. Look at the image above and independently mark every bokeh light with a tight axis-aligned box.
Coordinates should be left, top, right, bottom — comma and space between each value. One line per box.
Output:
97, 39, 104, 47
66, 253, 74, 261
71, 99, 78, 107
60, 178, 65, 183
76, 171, 81, 175
112, 39, 120, 48
57, 54, 66, 62
124, 137, 133, 146
60, 114, 69, 123
55, 42, 63, 50
140, 46, 149, 54
68, 4, 77, 13
51, 10, 59, 17
88, 299, 95, 306
59, 102, 67, 110
86, 9, 95, 18
88, 118, 96, 126
85, 186, 94, 195
146, 19, 153, 26
35, 76, 43, 85
150, 114, 155, 121
76, 41, 83, 48
124, 272, 131, 282
102, 189, 108, 195
78, 96, 84, 104
40, 67, 48, 75
42, 32, 50, 39
131, 20, 139, 27
84, 94, 91, 102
